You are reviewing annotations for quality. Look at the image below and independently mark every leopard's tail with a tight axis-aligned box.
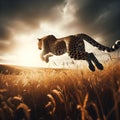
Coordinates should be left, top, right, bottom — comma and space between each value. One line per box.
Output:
76, 33, 120, 52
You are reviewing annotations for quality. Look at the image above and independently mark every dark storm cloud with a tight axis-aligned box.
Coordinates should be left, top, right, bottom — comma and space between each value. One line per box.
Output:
0, 0, 65, 39
0, 24, 11, 40
73, 0, 120, 45
0, 0, 65, 55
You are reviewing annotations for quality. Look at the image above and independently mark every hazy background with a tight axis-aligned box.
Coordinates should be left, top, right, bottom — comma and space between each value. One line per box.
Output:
0, 0, 120, 66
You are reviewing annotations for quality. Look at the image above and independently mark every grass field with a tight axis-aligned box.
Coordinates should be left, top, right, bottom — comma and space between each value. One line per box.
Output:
0, 61, 120, 120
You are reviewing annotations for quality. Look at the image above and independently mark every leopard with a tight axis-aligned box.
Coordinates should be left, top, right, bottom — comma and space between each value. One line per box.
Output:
38, 33, 120, 71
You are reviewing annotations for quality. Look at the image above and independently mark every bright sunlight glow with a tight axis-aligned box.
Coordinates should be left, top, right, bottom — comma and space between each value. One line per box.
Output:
11, 34, 43, 67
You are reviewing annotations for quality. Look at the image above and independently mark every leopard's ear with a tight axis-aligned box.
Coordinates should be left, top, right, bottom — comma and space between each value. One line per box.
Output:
37, 38, 41, 41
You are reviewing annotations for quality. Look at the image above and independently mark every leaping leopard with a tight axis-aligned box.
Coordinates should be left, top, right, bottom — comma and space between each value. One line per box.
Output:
38, 33, 120, 71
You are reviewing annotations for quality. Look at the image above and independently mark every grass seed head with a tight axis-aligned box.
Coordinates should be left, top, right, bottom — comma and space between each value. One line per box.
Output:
47, 94, 56, 114
52, 89, 64, 103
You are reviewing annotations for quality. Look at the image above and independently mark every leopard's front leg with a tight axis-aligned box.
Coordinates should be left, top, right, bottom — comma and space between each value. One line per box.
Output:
44, 53, 53, 63
40, 51, 46, 61
40, 50, 53, 62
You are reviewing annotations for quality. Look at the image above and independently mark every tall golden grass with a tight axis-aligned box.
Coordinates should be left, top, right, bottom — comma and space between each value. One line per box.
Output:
0, 61, 120, 120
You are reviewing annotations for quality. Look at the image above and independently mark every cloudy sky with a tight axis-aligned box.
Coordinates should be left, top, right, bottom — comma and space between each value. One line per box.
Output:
0, 0, 120, 66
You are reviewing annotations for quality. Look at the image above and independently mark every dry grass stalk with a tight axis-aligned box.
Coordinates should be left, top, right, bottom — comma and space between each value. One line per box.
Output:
83, 93, 89, 108
77, 93, 92, 120
17, 103, 31, 120
0, 89, 7, 93
89, 102, 101, 120
52, 89, 64, 103
46, 94, 56, 115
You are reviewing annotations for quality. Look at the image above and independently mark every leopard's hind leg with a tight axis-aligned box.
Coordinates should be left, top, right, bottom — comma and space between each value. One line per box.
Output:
85, 53, 96, 71
71, 52, 96, 71
89, 53, 104, 70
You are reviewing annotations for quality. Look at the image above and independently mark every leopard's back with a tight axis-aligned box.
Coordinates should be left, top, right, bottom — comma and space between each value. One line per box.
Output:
50, 40, 67, 55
